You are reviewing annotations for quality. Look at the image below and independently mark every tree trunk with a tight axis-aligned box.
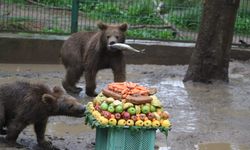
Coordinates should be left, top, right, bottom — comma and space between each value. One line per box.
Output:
183, 0, 240, 83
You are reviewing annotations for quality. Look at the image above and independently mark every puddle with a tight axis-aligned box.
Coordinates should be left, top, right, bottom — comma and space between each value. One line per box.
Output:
198, 143, 232, 150
197, 143, 250, 150
46, 122, 93, 137
22, 121, 93, 137
158, 147, 171, 150
160, 79, 185, 88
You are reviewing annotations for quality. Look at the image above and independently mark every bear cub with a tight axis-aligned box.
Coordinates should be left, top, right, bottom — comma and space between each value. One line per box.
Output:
60, 22, 128, 97
0, 81, 85, 149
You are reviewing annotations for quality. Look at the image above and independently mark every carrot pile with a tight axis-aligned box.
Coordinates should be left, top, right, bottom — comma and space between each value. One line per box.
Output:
107, 82, 150, 98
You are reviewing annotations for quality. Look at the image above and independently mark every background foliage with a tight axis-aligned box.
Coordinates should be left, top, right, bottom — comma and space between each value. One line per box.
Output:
4, 0, 250, 41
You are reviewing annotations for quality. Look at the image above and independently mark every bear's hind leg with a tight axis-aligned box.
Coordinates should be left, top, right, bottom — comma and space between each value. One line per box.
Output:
5, 120, 26, 148
85, 70, 98, 97
62, 66, 84, 94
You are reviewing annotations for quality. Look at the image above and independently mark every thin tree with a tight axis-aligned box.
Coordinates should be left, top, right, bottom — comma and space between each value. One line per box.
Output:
183, 0, 240, 83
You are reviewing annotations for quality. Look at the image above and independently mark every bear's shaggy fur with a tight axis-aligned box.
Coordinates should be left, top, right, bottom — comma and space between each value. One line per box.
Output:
0, 81, 85, 149
60, 22, 128, 96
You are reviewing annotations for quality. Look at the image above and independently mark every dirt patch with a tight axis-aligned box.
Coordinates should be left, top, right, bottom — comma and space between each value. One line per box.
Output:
0, 61, 250, 150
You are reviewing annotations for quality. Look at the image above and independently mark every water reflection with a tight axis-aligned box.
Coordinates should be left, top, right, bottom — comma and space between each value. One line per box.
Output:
160, 78, 198, 133
46, 122, 92, 137
197, 143, 250, 150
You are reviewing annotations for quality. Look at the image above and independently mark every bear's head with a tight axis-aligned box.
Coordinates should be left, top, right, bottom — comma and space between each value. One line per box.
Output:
42, 86, 85, 117
97, 22, 128, 51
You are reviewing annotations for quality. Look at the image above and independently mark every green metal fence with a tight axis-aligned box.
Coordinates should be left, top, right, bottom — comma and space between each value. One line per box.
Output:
0, 0, 72, 34
0, 0, 250, 46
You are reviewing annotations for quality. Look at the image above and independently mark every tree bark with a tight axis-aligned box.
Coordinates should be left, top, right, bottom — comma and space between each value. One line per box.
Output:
183, 0, 240, 83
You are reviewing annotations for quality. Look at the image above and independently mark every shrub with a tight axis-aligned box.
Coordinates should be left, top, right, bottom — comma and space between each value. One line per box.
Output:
168, 6, 201, 31
127, 29, 175, 40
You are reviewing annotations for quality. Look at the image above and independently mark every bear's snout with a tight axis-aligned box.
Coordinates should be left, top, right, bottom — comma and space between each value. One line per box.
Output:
57, 98, 86, 117
108, 36, 118, 46
76, 105, 86, 117
66, 104, 86, 117
109, 41, 116, 45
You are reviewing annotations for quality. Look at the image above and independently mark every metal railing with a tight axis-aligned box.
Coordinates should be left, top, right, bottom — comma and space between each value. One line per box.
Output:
0, 0, 249, 46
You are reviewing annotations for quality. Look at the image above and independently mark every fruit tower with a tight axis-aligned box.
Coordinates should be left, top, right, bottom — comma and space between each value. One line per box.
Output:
85, 82, 171, 133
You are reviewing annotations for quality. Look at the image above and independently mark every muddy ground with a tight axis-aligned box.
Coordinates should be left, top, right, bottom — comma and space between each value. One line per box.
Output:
0, 61, 250, 150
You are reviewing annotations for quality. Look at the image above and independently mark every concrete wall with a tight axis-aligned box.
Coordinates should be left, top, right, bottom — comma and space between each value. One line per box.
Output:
0, 36, 63, 64
0, 33, 249, 65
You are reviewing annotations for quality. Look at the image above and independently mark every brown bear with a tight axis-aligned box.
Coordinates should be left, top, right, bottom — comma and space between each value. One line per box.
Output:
60, 22, 128, 97
0, 81, 85, 149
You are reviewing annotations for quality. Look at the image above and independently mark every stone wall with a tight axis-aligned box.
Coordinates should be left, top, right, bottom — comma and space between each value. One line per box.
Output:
0, 33, 249, 65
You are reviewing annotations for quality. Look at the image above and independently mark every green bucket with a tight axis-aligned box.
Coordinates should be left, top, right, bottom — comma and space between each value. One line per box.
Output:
95, 127, 156, 150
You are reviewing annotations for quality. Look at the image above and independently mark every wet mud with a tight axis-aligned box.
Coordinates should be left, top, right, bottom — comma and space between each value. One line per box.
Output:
0, 61, 250, 150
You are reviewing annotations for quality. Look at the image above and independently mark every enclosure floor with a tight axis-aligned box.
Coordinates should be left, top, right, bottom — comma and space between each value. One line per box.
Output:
0, 62, 250, 150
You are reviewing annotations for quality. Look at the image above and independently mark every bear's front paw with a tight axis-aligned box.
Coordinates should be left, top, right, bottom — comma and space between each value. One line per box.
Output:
70, 87, 82, 94
86, 91, 98, 97
62, 81, 82, 94
4, 139, 24, 148
39, 140, 59, 150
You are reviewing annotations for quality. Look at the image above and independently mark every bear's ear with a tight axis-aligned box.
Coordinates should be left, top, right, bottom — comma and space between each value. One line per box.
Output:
53, 86, 64, 96
97, 22, 108, 30
119, 23, 128, 32
42, 94, 56, 104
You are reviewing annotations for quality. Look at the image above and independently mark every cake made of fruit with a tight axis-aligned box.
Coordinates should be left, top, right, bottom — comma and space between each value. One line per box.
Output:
85, 82, 171, 135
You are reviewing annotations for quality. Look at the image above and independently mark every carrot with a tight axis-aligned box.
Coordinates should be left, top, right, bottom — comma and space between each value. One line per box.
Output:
122, 94, 128, 99
130, 89, 140, 95
121, 89, 128, 95
107, 82, 150, 97
136, 86, 147, 91
127, 82, 137, 88
113, 82, 125, 85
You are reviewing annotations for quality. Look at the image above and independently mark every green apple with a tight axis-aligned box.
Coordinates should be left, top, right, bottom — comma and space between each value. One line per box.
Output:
141, 105, 150, 114
127, 107, 136, 115
100, 102, 108, 110
108, 105, 115, 113
150, 105, 156, 112
115, 104, 123, 113
109, 103, 115, 107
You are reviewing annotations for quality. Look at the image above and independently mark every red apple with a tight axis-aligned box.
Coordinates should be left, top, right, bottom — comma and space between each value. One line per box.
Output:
139, 114, 147, 121
102, 111, 111, 119
147, 112, 155, 120
114, 113, 121, 120
131, 115, 138, 122
122, 112, 131, 120
95, 104, 101, 112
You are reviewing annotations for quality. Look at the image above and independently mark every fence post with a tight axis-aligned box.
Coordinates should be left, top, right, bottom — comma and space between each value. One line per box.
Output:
71, 0, 79, 33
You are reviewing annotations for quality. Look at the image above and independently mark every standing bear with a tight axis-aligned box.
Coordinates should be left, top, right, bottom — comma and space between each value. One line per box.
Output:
0, 81, 85, 149
60, 22, 128, 97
